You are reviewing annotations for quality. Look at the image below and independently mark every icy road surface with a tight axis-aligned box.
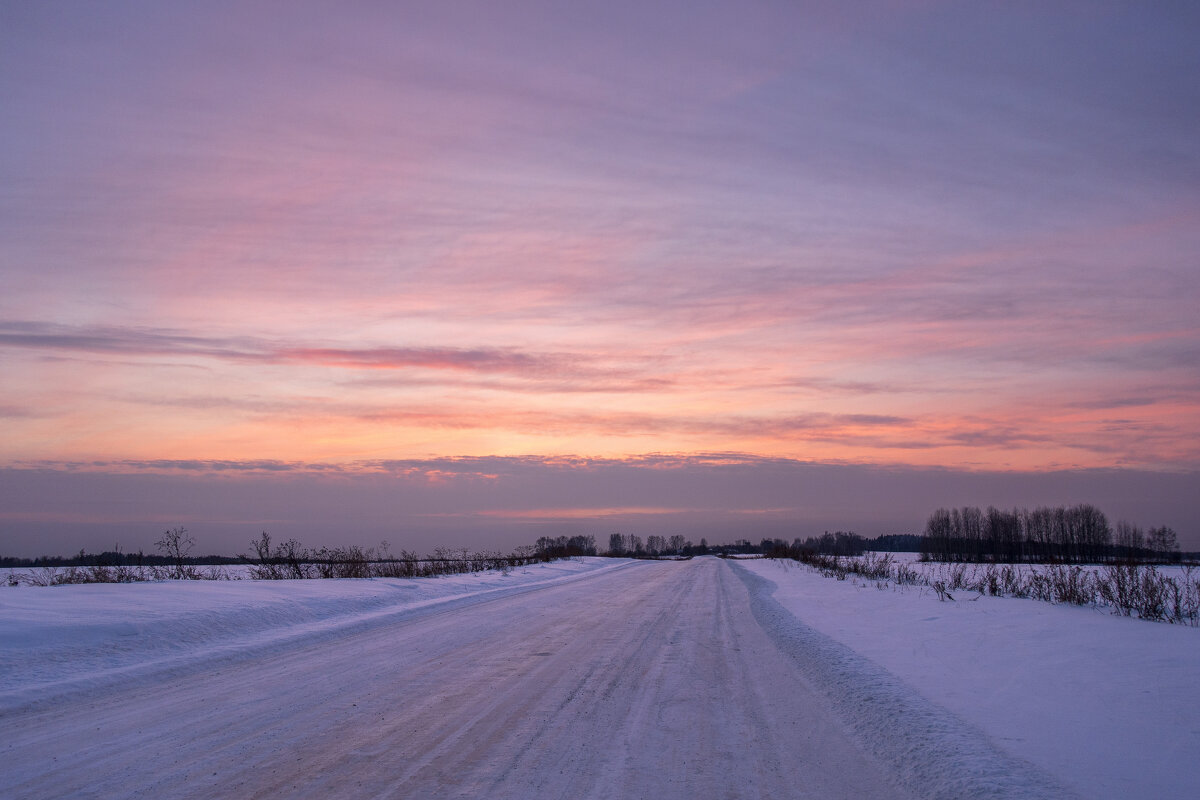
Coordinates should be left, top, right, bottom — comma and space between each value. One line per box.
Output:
3, 558, 1073, 799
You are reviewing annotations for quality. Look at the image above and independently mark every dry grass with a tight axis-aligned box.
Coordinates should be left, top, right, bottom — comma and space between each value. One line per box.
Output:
771, 551, 1200, 625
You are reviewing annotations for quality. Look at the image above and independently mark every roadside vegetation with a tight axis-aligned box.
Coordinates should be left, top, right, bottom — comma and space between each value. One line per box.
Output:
765, 549, 1200, 625
7, 504, 1191, 616
4, 529, 580, 586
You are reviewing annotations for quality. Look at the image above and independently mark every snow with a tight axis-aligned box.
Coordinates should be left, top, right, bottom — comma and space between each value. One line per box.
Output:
855, 549, 1197, 580
4, 558, 910, 799
734, 558, 1200, 800
0, 557, 624, 710
3, 556, 1197, 798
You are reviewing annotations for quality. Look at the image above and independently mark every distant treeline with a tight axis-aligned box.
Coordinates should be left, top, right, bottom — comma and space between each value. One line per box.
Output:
2, 531, 927, 568
2, 530, 561, 574
920, 505, 1183, 564
12, 513, 1181, 572
6, 529, 556, 585
532, 535, 599, 558
603, 531, 921, 559
0, 550, 243, 569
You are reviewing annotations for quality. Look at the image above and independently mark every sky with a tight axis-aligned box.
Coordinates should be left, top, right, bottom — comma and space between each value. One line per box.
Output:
2, 1, 1198, 556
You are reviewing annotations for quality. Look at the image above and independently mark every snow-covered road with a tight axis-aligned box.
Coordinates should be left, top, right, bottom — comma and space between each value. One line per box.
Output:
4, 557, 935, 799
18, 554, 1158, 798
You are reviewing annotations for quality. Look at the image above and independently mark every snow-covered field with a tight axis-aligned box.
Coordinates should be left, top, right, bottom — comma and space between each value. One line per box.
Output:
808, 551, 1200, 625
0, 558, 620, 709
859, 549, 1197, 579
737, 558, 1200, 799
3, 563, 258, 584
3, 556, 1197, 798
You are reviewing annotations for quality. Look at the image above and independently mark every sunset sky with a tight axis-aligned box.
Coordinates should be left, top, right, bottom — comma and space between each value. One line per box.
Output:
2, 1, 1198, 555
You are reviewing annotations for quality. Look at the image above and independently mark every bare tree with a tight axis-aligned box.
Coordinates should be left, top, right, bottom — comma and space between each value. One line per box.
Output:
243, 531, 288, 579
155, 526, 198, 580
1114, 521, 1145, 562
1148, 526, 1180, 562
921, 508, 954, 561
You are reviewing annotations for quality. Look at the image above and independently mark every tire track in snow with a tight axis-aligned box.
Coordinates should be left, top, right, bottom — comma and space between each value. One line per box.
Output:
6, 558, 918, 800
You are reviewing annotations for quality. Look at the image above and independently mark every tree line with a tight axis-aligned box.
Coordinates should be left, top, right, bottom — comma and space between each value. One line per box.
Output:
606, 533, 690, 557
599, 531, 924, 558
920, 504, 1181, 564
12, 514, 1177, 575
0, 548, 243, 569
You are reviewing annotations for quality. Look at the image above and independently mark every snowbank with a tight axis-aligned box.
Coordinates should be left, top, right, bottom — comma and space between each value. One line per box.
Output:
0, 557, 627, 711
